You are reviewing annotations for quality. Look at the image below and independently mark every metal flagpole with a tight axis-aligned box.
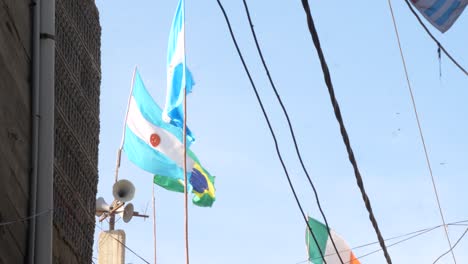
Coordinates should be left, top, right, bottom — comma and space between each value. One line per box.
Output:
180, 0, 190, 264
110, 67, 137, 230
115, 66, 138, 183
182, 0, 190, 263
183, 86, 189, 264
152, 184, 157, 264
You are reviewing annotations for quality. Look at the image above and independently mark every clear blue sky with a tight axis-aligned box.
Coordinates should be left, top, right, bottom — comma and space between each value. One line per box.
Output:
93, 1, 467, 263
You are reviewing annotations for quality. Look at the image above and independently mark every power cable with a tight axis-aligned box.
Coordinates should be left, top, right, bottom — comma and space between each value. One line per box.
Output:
299, 0, 392, 263
0, 206, 149, 263
215, 0, 327, 262
241, 0, 344, 263
295, 219, 468, 264
433, 228, 468, 264
402, 0, 467, 75
349, 225, 439, 263
297, 227, 435, 264
386, 0, 456, 263
0, 209, 52, 227
95, 224, 151, 264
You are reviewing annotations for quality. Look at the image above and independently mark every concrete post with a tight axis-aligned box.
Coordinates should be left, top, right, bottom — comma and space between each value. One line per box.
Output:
98, 230, 126, 264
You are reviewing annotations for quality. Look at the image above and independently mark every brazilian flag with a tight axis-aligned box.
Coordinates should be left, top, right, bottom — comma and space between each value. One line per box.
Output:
153, 149, 216, 207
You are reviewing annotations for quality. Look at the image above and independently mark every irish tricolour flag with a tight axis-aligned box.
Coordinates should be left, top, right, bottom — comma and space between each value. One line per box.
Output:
123, 70, 194, 180
306, 217, 360, 264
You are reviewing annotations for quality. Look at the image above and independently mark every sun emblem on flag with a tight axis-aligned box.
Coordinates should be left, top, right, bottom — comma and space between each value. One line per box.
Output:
150, 133, 161, 147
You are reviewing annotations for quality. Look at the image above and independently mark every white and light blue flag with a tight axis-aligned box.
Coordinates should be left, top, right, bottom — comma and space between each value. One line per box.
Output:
410, 0, 467, 32
164, 0, 195, 142
123, 70, 194, 179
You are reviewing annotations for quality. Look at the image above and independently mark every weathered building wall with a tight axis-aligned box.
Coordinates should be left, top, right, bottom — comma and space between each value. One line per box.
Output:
53, 0, 101, 263
0, 0, 31, 263
0, 0, 101, 263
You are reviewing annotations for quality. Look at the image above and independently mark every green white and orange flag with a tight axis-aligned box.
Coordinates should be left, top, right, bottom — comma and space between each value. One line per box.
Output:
306, 217, 360, 264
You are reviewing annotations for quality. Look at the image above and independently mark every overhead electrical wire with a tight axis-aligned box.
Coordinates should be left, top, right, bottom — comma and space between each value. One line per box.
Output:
0, 209, 52, 227
386, 0, 456, 263
351, 225, 439, 263
95, 224, 151, 264
295, 219, 468, 264
0, 206, 150, 263
433, 228, 468, 264
215, 0, 328, 262
402, 0, 467, 75
296, 226, 437, 264
299, 0, 393, 263
241, 0, 344, 263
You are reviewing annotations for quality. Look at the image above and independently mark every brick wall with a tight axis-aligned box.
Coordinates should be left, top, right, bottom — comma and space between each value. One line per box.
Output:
53, 0, 101, 263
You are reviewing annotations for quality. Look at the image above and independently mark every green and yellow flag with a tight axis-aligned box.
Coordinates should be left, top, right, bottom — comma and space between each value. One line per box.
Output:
153, 150, 216, 207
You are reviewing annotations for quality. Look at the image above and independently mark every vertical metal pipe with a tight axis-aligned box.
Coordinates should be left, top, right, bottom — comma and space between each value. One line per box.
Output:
34, 0, 55, 262
27, 0, 40, 262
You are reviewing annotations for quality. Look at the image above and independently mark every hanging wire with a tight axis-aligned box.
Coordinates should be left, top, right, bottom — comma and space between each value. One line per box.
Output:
299, 0, 392, 263
402, 0, 467, 76
347, 226, 439, 263
0, 209, 52, 227
433, 228, 468, 264
0, 206, 150, 264
386, 0, 456, 263
296, 218, 468, 264
240, 0, 344, 262
215, 0, 328, 262
95, 224, 151, 264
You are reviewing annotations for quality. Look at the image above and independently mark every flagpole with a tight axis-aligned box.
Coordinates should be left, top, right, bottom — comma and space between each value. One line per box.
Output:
152, 183, 157, 264
183, 86, 190, 264
115, 66, 138, 183
182, 0, 190, 263
109, 66, 138, 231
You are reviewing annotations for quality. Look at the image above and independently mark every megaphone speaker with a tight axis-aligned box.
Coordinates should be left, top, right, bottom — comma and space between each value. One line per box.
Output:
112, 179, 135, 202
117, 203, 134, 223
96, 197, 110, 216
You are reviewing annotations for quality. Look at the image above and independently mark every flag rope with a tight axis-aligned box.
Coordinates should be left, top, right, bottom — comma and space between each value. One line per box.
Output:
386, 1, 456, 263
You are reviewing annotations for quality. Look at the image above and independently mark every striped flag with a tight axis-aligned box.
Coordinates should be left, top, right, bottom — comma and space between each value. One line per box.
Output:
164, 0, 195, 143
410, 0, 467, 32
123, 70, 194, 180
306, 217, 360, 264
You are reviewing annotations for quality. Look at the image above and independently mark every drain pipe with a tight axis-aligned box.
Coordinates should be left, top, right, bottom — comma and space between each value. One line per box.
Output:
27, 0, 40, 263
28, 0, 55, 262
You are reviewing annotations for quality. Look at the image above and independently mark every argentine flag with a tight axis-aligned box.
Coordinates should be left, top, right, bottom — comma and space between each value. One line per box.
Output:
123, 70, 194, 179
164, 0, 195, 142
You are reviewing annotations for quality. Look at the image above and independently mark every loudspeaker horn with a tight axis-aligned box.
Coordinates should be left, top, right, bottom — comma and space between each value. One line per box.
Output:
117, 203, 134, 223
96, 197, 110, 216
112, 179, 135, 202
